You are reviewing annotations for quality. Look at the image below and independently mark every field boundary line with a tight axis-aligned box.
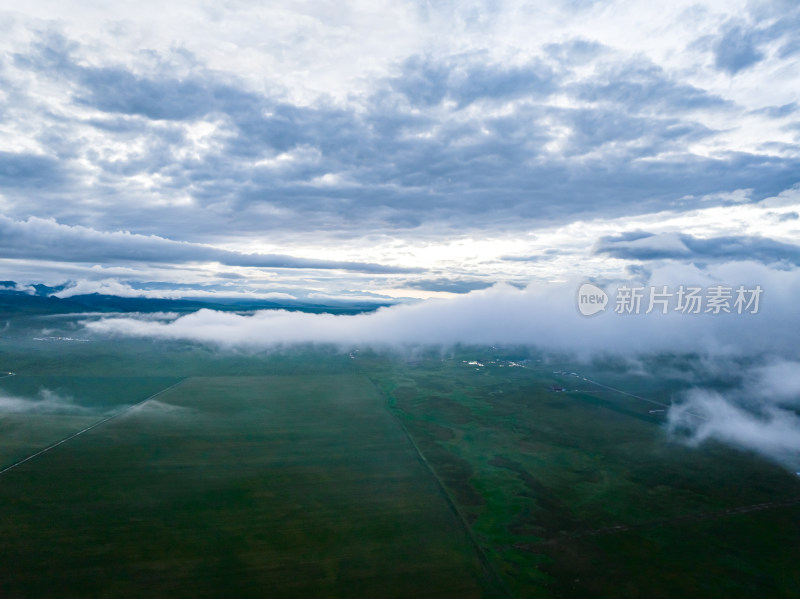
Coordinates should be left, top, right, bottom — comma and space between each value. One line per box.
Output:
579, 376, 671, 409
0, 378, 187, 477
576, 375, 707, 421
361, 373, 512, 599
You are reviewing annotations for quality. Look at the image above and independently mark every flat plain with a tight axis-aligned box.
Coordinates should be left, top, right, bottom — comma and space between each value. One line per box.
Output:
365, 348, 800, 598
1, 315, 799, 597
0, 319, 498, 598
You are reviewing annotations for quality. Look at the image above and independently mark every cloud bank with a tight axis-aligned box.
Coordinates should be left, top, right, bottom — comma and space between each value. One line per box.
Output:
0, 215, 418, 274
596, 231, 800, 266
85, 261, 800, 358
83, 261, 800, 470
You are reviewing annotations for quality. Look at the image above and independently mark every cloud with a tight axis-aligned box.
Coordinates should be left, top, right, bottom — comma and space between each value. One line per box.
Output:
85, 261, 800, 359
133, 399, 195, 419
0, 389, 93, 415
668, 352, 800, 469
668, 389, 800, 469
571, 60, 730, 112
708, 5, 800, 75
83, 261, 800, 474
50, 278, 317, 303
544, 39, 608, 65
78, 67, 230, 122
0, 152, 70, 189
595, 232, 800, 266
402, 277, 494, 293
0, 3, 799, 299
751, 102, 798, 119
4, 27, 800, 250
0, 215, 420, 274
713, 23, 765, 75
389, 53, 557, 108
746, 360, 800, 405
53, 279, 173, 299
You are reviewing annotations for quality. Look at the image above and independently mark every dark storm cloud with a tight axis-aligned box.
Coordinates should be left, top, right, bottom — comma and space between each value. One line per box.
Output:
595, 231, 800, 266
0, 216, 421, 274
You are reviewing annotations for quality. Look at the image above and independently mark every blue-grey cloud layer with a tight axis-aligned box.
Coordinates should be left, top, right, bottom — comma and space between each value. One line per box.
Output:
595, 231, 800, 266
2, 24, 798, 245
0, 216, 419, 274
709, 3, 800, 74
0, 2, 798, 293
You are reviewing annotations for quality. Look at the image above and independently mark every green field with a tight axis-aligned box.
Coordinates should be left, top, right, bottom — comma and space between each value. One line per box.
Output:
1, 315, 799, 597
0, 372, 498, 598
364, 347, 800, 598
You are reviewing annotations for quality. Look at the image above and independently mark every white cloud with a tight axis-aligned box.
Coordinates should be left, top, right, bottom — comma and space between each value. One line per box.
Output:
51, 278, 304, 302
668, 388, 800, 469
0, 389, 92, 414
85, 261, 800, 359
55, 279, 172, 299
747, 360, 800, 405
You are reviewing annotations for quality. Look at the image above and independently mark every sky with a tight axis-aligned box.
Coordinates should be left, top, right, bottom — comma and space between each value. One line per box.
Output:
1, 0, 798, 301
2, 1, 800, 467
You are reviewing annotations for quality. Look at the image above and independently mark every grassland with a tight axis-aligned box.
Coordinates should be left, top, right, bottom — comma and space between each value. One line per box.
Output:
363, 346, 800, 598
1, 314, 799, 597
0, 318, 499, 598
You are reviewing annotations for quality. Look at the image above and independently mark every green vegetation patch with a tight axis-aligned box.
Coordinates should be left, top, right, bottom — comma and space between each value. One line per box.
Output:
0, 374, 499, 598
365, 346, 800, 598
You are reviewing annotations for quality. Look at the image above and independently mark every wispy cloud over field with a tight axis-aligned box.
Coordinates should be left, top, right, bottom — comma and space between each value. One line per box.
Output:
86, 260, 800, 358
85, 258, 800, 468
668, 358, 800, 470
0, 389, 93, 415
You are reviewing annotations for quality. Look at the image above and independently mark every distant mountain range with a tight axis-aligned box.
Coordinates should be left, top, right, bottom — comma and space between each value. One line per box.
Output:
0, 281, 390, 318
